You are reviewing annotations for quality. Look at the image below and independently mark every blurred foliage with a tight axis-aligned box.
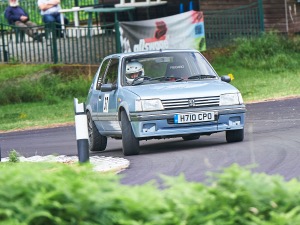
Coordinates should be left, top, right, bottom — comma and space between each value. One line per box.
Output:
1, 163, 300, 224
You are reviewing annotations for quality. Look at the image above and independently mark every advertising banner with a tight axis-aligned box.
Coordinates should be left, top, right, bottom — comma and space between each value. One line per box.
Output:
119, 10, 206, 53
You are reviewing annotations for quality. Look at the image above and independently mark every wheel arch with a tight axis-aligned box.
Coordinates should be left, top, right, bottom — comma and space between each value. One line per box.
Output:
118, 102, 130, 122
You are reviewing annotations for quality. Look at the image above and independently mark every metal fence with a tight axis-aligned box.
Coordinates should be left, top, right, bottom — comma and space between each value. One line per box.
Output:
0, 22, 118, 64
0, 2, 263, 64
204, 2, 263, 48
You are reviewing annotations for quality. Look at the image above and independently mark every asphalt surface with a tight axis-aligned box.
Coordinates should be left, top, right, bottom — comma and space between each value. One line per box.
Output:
1, 97, 299, 185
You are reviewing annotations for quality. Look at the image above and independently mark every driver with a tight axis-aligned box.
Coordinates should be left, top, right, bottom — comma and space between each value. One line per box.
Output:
125, 61, 144, 85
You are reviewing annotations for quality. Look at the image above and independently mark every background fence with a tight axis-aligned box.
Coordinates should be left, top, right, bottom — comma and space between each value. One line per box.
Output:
0, 2, 263, 64
0, 22, 118, 64
204, 2, 263, 48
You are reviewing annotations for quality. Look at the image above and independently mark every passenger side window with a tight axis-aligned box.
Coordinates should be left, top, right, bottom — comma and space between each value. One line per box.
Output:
96, 59, 110, 90
104, 58, 119, 84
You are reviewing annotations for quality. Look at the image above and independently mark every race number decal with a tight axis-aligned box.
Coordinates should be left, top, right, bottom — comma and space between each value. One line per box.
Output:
103, 94, 109, 113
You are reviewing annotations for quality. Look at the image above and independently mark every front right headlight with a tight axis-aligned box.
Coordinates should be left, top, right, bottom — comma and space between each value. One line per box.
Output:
220, 93, 243, 106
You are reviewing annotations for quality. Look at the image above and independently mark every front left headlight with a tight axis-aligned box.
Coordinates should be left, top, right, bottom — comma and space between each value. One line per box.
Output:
220, 93, 243, 106
135, 99, 164, 112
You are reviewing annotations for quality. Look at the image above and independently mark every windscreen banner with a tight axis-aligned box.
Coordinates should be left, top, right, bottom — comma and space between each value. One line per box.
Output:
119, 10, 206, 53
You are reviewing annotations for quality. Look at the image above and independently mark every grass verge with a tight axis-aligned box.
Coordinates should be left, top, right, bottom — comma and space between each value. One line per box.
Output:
0, 100, 75, 131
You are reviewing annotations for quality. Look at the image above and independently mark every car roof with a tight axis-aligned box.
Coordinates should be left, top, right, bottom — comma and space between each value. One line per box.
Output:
108, 49, 200, 59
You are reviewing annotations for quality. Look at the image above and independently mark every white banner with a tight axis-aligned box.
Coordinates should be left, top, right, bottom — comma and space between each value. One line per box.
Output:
119, 10, 206, 53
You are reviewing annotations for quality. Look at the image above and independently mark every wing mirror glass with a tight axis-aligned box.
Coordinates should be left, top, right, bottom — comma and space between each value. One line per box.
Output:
101, 83, 117, 92
221, 75, 231, 83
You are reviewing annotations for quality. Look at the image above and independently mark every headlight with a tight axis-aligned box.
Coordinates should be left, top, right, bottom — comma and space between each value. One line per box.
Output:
238, 92, 244, 104
135, 99, 164, 111
220, 93, 243, 106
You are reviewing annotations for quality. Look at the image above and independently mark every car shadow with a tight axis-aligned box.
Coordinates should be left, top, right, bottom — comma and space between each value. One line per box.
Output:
139, 137, 226, 155
91, 133, 229, 157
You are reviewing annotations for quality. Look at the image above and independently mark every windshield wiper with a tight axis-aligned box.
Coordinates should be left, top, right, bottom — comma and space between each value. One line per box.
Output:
131, 76, 185, 84
131, 76, 152, 86
188, 75, 216, 80
149, 76, 164, 81
147, 76, 184, 82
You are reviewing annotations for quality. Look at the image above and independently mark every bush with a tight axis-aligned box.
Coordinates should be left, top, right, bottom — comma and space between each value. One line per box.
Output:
8, 149, 21, 163
0, 163, 300, 225
213, 32, 300, 72
0, 72, 92, 105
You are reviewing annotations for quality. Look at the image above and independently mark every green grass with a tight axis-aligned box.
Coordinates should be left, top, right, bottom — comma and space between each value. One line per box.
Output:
210, 32, 300, 102
0, 64, 53, 82
0, 33, 299, 132
0, 100, 75, 131
212, 66, 300, 102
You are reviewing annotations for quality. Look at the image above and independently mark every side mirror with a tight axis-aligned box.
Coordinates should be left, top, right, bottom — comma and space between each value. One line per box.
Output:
101, 83, 117, 92
221, 75, 231, 83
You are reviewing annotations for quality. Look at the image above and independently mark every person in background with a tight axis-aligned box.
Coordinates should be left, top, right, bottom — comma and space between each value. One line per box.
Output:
5, 0, 43, 42
37, 0, 68, 37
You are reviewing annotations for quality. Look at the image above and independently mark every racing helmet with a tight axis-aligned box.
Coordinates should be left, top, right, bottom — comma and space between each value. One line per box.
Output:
125, 61, 144, 85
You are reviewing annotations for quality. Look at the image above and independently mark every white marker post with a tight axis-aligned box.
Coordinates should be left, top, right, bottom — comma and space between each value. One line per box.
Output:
74, 98, 89, 163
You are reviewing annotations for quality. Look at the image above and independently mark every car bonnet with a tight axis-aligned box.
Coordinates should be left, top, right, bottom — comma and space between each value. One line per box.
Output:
123, 80, 239, 100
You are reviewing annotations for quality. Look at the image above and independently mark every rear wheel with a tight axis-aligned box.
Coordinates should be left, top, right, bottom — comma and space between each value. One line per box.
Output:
121, 111, 140, 156
182, 134, 200, 141
87, 112, 107, 152
226, 129, 244, 143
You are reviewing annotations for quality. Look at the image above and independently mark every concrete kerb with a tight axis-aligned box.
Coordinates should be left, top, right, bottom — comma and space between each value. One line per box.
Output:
1, 155, 130, 173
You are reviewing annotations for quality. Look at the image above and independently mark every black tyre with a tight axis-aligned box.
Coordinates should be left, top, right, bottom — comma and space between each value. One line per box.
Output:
87, 111, 107, 152
121, 111, 140, 156
226, 129, 244, 143
182, 134, 200, 141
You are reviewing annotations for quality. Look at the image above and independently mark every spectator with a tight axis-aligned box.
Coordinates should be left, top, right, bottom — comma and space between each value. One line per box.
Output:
4, 0, 43, 42
37, 0, 68, 37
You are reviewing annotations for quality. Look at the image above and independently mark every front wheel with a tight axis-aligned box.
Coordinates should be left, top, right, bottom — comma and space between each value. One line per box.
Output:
121, 111, 140, 156
226, 129, 244, 143
87, 111, 107, 152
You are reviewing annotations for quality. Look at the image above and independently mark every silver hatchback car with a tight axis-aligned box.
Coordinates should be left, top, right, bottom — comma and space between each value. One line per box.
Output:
86, 49, 245, 156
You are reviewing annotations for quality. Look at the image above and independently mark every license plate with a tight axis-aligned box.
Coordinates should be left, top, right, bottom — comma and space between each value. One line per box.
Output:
174, 112, 215, 124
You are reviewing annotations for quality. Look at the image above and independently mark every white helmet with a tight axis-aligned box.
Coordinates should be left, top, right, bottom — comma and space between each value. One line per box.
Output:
125, 61, 144, 85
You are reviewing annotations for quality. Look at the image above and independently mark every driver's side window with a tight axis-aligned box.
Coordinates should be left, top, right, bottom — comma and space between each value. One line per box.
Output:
104, 58, 119, 85
96, 59, 110, 90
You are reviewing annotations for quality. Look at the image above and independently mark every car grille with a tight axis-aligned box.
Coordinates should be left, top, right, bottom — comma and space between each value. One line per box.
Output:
161, 96, 220, 110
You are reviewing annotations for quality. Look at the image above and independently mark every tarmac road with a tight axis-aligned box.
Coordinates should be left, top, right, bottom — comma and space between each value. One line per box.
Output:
1, 97, 299, 185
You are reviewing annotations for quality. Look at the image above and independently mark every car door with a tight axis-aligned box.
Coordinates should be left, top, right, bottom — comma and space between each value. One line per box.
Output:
97, 57, 121, 133
88, 58, 110, 116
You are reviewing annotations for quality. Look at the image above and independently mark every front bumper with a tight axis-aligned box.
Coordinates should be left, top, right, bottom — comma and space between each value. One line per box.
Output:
129, 105, 246, 139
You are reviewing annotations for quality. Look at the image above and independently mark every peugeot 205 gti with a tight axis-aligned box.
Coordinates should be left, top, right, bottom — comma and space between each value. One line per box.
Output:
86, 49, 246, 156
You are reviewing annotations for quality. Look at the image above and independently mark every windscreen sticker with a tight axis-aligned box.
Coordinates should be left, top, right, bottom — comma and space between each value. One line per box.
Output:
103, 94, 109, 113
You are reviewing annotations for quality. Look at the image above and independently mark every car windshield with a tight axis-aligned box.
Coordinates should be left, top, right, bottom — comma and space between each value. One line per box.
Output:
122, 52, 218, 86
